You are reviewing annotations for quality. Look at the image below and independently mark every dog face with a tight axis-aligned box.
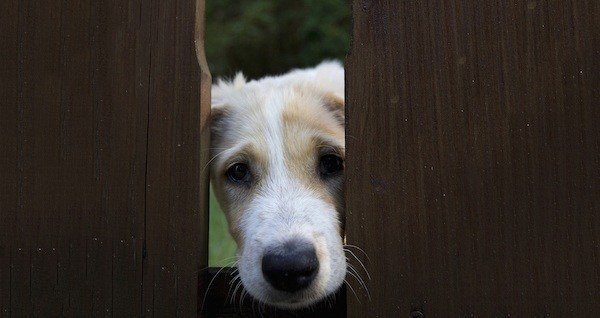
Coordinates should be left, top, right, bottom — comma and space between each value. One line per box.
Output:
210, 62, 345, 309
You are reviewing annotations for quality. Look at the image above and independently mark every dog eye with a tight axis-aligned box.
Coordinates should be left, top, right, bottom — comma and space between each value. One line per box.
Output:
319, 154, 344, 177
227, 163, 251, 183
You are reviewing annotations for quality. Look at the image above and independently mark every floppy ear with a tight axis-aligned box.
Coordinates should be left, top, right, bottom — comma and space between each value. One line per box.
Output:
210, 72, 245, 148
322, 92, 345, 126
209, 105, 230, 146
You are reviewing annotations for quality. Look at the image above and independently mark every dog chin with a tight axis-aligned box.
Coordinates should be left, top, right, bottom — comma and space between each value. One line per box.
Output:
251, 282, 343, 310
267, 296, 327, 310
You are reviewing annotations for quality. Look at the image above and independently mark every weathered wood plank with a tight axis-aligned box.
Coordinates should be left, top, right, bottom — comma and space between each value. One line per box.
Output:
84, 0, 149, 316
54, 1, 97, 314
0, 0, 208, 316
142, 0, 209, 316
346, 0, 599, 316
0, 0, 21, 315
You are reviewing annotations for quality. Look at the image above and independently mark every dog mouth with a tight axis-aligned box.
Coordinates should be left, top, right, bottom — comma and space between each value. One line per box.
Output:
259, 288, 324, 309
253, 282, 340, 310
236, 238, 345, 309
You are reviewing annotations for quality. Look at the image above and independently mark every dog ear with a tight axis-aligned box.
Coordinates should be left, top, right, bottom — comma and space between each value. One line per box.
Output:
322, 93, 345, 126
212, 72, 246, 106
209, 104, 231, 149
210, 72, 244, 143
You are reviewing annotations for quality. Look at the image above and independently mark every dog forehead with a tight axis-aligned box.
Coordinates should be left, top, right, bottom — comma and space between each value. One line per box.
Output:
240, 90, 341, 154
214, 86, 344, 183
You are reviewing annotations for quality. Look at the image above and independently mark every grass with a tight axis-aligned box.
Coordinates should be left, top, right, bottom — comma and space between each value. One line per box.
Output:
208, 187, 238, 266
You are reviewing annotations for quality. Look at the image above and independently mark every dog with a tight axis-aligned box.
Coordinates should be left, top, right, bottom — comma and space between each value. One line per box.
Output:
209, 61, 346, 309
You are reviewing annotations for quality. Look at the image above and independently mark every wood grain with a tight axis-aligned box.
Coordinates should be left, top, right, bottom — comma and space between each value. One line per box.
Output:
346, 0, 599, 317
0, 0, 209, 316
143, 0, 209, 316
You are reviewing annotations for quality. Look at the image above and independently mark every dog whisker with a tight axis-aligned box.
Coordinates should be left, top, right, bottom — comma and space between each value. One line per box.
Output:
198, 257, 238, 276
258, 299, 266, 318
346, 261, 367, 289
226, 273, 240, 304
239, 289, 248, 314
200, 259, 238, 311
227, 262, 241, 305
346, 262, 371, 301
343, 244, 372, 263
344, 248, 372, 280
230, 279, 243, 306
227, 263, 239, 275
234, 279, 244, 304
344, 278, 361, 304
329, 292, 337, 307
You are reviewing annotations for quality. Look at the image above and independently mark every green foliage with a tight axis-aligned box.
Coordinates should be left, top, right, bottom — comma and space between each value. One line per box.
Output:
206, 0, 351, 79
209, 187, 237, 266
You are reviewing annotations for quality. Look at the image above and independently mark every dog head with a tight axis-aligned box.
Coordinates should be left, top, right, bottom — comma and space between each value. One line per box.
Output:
209, 62, 345, 309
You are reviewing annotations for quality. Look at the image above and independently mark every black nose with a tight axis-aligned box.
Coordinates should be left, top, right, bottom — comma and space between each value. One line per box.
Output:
261, 240, 319, 293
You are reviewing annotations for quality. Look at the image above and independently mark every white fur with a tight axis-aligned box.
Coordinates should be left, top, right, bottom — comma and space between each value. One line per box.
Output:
212, 60, 344, 106
211, 61, 346, 309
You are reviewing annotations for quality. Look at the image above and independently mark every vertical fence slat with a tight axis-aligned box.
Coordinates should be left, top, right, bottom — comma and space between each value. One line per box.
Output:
346, 0, 599, 316
27, 0, 63, 315
55, 0, 96, 314
0, 0, 209, 316
0, 0, 21, 315
195, 0, 213, 314
86, 1, 149, 315
143, 0, 209, 316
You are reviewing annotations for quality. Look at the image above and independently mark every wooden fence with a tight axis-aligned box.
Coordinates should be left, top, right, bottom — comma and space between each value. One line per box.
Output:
346, 1, 599, 316
1, 0, 598, 317
0, 0, 210, 316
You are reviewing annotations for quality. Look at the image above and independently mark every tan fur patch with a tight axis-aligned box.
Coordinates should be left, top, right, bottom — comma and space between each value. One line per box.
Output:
280, 92, 345, 214
210, 63, 346, 247
209, 61, 348, 309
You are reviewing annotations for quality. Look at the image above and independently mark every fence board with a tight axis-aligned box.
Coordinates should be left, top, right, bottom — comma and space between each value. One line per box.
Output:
346, 0, 599, 317
0, 0, 22, 315
0, 0, 209, 316
143, 0, 209, 316
55, 1, 95, 314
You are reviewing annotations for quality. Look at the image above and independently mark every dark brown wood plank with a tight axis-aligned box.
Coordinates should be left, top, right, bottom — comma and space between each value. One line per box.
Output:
4, 1, 33, 314
0, 0, 154, 316
0, 0, 21, 315
346, 0, 599, 317
54, 1, 96, 314
1, 0, 210, 315
196, 0, 215, 314
83, 0, 149, 316
143, 0, 209, 316
105, 0, 150, 315
25, 0, 63, 316
6, 1, 63, 315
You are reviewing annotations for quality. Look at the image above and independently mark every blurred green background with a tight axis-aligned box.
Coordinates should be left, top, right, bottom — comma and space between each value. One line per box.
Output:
206, 0, 350, 266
